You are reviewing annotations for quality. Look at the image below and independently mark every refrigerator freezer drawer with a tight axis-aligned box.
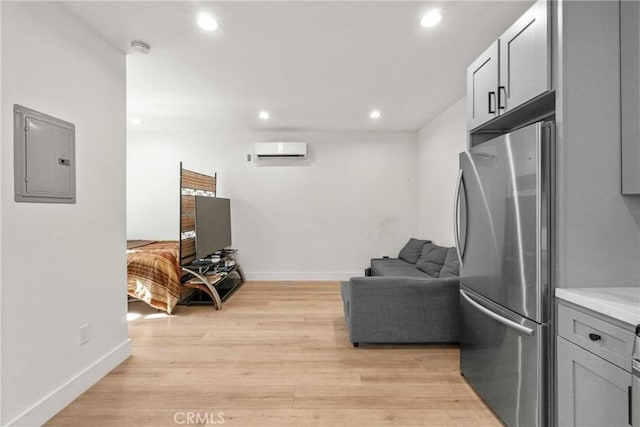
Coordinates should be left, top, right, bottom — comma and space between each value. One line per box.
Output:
460, 287, 547, 427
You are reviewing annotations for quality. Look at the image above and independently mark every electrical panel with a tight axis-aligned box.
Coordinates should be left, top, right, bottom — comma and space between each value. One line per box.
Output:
14, 105, 76, 203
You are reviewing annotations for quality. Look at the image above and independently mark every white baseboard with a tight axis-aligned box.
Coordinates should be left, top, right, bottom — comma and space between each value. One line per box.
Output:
7, 339, 132, 427
245, 271, 361, 281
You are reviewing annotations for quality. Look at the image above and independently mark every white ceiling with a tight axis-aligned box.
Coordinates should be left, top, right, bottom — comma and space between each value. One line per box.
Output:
63, 1, 533, 132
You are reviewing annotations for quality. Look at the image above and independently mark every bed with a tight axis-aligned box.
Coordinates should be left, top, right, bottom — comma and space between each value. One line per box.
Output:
127, 240, 182, 314
127, 165, 218, 313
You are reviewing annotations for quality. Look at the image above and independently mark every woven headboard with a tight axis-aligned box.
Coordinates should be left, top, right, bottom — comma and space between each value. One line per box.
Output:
179, 162, 217, 266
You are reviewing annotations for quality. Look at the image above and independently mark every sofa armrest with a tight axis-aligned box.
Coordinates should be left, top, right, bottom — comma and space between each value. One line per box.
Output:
342, 276, 460, 343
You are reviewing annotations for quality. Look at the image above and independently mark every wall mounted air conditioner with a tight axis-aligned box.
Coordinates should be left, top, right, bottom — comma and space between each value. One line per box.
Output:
255, 142, 307, 159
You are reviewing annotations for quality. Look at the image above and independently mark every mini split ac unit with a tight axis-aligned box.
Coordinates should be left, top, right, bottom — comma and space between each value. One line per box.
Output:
254, 142, 307, 159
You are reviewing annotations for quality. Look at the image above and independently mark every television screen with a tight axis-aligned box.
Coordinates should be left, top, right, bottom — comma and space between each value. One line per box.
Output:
194, 196, 232, 259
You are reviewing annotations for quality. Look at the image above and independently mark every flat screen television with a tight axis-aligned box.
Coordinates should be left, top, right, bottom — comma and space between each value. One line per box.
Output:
194, 196, 232, 259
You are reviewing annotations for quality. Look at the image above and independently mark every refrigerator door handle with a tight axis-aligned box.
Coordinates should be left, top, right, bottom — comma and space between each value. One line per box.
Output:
460, 289, 534, 336
454, 169, 464, 266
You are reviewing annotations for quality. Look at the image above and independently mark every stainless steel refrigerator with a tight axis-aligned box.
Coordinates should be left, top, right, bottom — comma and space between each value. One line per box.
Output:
454, 121, 554, 426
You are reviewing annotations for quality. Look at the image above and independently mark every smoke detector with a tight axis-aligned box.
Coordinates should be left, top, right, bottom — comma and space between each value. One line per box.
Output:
130, 40, 150, 54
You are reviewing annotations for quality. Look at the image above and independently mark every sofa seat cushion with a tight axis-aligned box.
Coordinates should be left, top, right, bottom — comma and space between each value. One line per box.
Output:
370, 258, 430, 277
416, 243, 449, 277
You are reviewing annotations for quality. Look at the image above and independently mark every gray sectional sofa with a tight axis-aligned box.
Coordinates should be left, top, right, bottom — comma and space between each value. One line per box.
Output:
341, 238, 460, 346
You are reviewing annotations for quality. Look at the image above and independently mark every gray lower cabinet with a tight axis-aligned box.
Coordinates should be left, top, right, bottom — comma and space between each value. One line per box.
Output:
557, 301, 634, 426
557, 337, 631, 427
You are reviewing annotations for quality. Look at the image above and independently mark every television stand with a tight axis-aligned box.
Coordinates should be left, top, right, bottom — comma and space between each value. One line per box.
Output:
181, 261, 245, 310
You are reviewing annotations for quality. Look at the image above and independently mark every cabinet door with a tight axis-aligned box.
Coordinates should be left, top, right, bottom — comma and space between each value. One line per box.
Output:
498, 0, 549, 113
621, 0, 640, 195
557, 337, 631, 427
466, 41, 499, 130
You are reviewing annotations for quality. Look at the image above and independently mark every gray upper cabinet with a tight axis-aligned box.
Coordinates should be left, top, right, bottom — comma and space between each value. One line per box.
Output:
621, 0, 640, 195
466, 0, 550, 131
466, 41, 499, 130
499, 0, 549, 114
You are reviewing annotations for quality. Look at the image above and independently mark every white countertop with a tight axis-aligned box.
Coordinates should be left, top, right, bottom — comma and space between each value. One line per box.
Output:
556, 287, 640, 327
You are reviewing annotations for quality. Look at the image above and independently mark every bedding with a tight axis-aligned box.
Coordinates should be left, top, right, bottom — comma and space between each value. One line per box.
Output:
127, 241, 182, 314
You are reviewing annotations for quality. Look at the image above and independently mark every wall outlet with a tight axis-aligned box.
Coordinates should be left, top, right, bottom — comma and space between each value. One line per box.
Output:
79, 324, 90, 346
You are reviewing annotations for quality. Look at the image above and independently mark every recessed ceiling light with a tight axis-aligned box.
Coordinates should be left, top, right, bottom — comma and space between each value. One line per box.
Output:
421, 10, 442, 28
369, 110, 381, 120
259, 111, 270, 120
130, 118, 143, 125
197, 13, 218, 31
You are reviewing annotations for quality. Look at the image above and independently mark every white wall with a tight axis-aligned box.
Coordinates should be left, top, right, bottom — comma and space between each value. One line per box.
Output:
416, 97, 467, 247
1, 3, 130, 425
127, 130, 418, 280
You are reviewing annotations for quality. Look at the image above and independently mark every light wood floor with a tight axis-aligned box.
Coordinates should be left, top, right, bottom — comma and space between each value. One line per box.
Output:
47, 281, 500, 426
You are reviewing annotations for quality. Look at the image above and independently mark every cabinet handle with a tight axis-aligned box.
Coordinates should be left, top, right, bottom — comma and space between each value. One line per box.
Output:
588, 333, 602, 341
498, 86, 506, 110
629, 386, 632, 426
488, 91, 496, 114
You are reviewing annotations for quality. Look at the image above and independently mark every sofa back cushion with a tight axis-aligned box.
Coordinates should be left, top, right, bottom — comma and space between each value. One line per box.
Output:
398, 238, 431, 264
439, 247, 460, 278
415, 243, 449, 277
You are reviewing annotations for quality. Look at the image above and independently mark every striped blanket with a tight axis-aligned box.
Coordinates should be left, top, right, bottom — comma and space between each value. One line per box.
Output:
127, 241, 181, 314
